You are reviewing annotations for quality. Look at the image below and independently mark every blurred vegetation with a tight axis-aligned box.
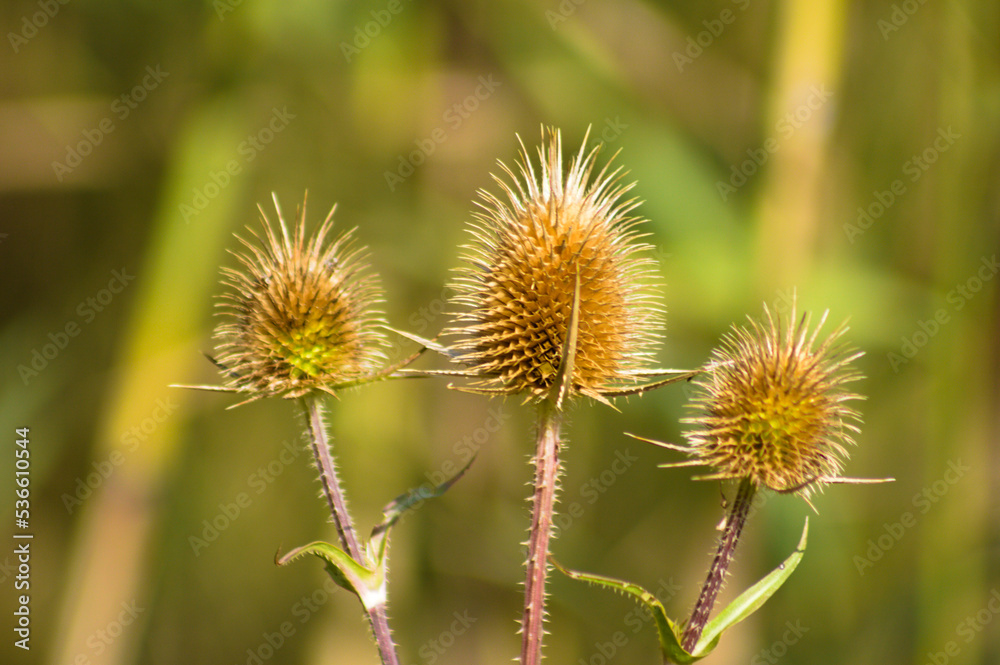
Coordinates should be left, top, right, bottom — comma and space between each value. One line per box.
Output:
1, 1, 998, 664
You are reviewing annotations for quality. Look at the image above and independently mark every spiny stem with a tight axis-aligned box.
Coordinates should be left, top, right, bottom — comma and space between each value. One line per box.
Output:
303, 397, 360, 557
301, 396, 400, 665
681, 478, 757, 654
521, 399, 563, 665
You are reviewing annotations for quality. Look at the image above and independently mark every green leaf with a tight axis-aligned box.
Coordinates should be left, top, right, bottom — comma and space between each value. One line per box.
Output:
550, 558, 695, 664
276, 541, 385, 611
370, 453, 476, 557
553, 517, 809, 664
693, 517, 810, 656
276, 454, 476, 611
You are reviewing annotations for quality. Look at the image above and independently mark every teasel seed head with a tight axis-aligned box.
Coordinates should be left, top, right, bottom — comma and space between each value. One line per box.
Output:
447, 127, 663, 404
213, 193, 389, 405
679, 303, 865, 499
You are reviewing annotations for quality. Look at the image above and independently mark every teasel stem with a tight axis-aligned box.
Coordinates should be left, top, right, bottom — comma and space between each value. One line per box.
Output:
521, 398, 564, 665
301, 395, 400, 665
681, 477, 757, 654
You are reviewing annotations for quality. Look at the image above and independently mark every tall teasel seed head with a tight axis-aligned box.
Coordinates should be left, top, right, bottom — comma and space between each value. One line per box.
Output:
447, 127, 663, 403
680, 303, 864, 498
213, 194, 389, 404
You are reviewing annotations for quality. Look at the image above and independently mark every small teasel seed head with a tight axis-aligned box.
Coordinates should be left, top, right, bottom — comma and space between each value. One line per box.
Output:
213, 193, 388, 403
682, 303, 864, 498
448, 127, 663, 402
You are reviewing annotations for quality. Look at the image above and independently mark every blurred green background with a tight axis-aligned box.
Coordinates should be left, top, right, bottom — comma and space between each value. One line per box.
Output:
2, 1, 998, 664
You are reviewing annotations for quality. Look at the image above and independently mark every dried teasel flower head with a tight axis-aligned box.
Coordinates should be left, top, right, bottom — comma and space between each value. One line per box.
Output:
676, 302, 868, 500
212, 193, 389, 406
447, 127, 664, 405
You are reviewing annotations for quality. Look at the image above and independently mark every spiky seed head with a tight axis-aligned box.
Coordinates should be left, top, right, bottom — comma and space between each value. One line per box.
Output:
214, 194, 388, 403
681, 303, 864, 498
448, 127, 663, 403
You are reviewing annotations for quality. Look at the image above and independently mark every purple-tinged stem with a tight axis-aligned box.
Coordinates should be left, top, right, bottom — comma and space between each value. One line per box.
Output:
302, 396, 400, 665
521, 400, 564, 665
681, 478, 757, 654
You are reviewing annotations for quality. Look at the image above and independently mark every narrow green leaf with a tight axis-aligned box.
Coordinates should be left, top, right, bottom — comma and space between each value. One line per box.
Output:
554, 518, 809, 664
369, 453, 476, 559
276, 541, 386, 611
277, 457, 474, 612
550, 558, 697, 664
693, 517, 809, 656
378, 453, 476, 527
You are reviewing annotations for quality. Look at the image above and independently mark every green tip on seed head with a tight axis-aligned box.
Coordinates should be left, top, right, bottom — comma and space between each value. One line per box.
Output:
213, 193, 389, 404
681, 302, 864, 498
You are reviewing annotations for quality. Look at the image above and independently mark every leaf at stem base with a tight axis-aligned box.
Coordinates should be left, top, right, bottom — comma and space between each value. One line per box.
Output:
552, 517, 809, 664
276, 455, 476, 612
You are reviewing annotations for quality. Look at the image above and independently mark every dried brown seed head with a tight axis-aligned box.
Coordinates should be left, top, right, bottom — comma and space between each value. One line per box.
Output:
448, 127, 663, 403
